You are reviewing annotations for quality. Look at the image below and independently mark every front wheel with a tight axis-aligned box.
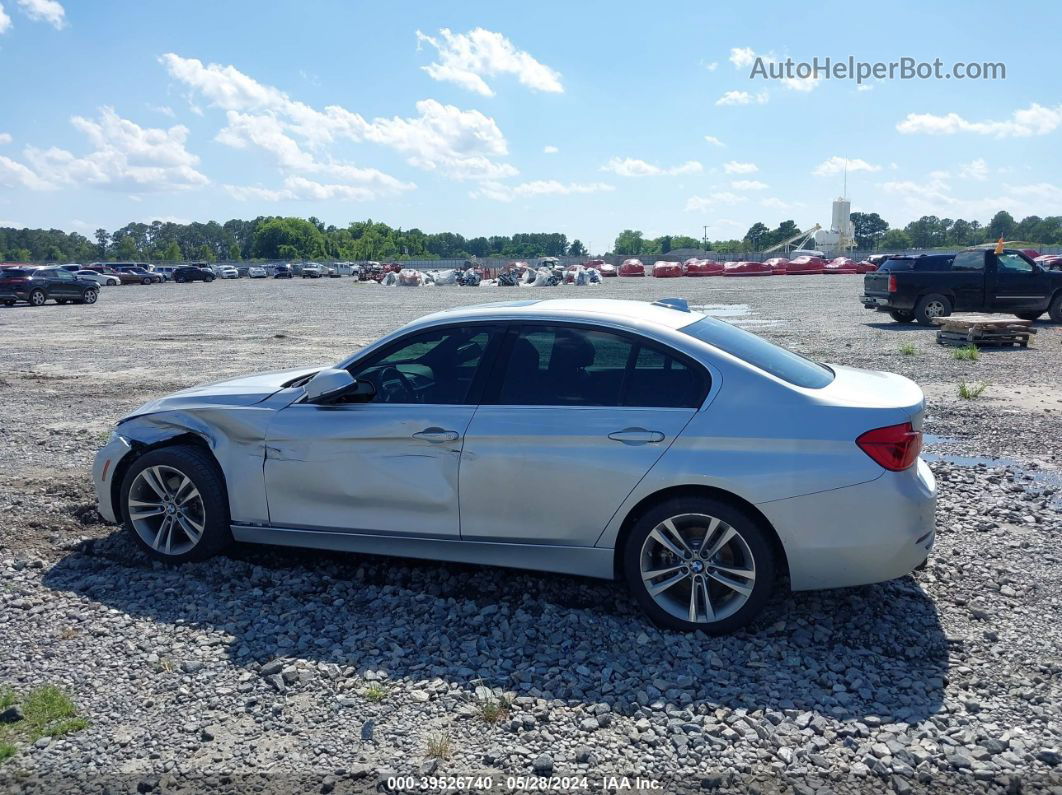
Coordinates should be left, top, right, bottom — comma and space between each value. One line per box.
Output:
141, 278, 151, 285
120, 445, 232, 563
624, 497, 775, 634
888, 309, 915, 323
1048, 294, 1062, 323
81, 289, 98, 304
914, 293, 952, 326
29, 289, 47, 307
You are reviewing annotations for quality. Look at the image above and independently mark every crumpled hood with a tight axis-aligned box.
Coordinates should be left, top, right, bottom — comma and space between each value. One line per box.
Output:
122, 367, 320, 420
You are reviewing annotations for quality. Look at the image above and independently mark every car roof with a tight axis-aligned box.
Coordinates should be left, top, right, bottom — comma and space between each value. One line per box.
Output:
420, 298, 702, 331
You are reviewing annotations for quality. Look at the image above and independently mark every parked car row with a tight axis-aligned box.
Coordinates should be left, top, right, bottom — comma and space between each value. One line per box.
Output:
609, 256, 881, 278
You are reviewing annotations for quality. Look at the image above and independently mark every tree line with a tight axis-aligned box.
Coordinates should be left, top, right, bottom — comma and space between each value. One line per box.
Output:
0, 217, 587, 263
1, 209, 1058, 263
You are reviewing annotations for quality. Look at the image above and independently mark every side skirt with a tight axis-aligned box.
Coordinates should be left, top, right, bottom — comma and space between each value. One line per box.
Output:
231, 525, 616, 580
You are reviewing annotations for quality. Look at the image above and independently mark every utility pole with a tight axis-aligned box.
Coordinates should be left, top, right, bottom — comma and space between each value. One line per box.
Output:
702, 225, 709, 251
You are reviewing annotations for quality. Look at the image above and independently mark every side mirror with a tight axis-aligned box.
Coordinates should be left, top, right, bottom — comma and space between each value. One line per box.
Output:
304, 368, 374, 404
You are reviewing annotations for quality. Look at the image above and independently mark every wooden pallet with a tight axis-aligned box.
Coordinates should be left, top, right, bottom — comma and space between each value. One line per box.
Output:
933, 315, 1036, 348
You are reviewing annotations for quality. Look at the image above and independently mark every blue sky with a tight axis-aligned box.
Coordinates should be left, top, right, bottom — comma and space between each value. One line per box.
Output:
1, 0, 1059, 250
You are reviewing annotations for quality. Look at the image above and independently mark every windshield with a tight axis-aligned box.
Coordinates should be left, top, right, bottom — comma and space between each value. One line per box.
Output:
679, 316, 834, 388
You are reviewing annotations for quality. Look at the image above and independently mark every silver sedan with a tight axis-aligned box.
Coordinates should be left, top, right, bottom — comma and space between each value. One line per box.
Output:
92, 298, 936, 633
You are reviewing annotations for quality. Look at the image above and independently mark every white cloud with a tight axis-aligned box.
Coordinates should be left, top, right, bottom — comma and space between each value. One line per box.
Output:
225, 176, 381, 202
15, 0, 64, 28
0, 132, 11, 145
704, 61, 718, 72
703, 135, 724, 147
958, 158, 989, 181
812, 156, 881, 177
760, 197, 802, 210
728, 47, 820, 92
472, 179, 613, 202
4, 107, 207, 193
857, 84, 874, 93
601, 157, 702, 177
896, 103, 1062, 138
161, 53, 516, 181
715, 90, 768, 106
730, 179, 768, 190
543, 145, 558, 154
148, 104, 176, 118
0, 3, 11, 33
723, 160, 758, 174
415, 28, 563, 97
685, 193, 748, 212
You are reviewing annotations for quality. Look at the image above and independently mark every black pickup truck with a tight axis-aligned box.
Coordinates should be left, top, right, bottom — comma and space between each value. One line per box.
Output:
862, 248, 1062, 325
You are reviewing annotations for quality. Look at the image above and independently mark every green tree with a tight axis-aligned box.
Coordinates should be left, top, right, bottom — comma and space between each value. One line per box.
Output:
849, 212, 889, 250
987, 211, 1016, 241
568, 239, 587, 256
116, 236, 139, 261
253, 217, 327, 259
669, 235, 701, 250
161, 241, 182, 261
879, 229, 912, 250
227, 243, 241, 261
94, 228, 110, 258
613, 229, 647, 255
744, 222, 769, 249
198, 244, 216, 262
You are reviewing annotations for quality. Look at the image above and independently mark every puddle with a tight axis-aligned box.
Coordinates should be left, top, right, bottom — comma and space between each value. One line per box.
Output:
923, 434, 1062, 506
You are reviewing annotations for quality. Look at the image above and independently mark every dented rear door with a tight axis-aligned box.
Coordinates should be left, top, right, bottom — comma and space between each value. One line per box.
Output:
262, 403, 474, 538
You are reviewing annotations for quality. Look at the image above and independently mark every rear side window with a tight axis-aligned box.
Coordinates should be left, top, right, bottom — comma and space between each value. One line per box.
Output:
680, 316, 834, 389
492, 325, 708, 408
952, 251, 985, 271
1, 269, 30, 277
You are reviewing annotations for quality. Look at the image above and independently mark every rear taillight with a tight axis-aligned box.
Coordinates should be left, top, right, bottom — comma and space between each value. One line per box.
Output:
887, 274, 897, 292
856, 422, 922, 471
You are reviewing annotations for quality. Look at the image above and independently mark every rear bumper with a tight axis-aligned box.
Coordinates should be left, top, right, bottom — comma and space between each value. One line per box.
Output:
92, 433, 135, 524
861, 294, 891, 309
757, 458, 936, 591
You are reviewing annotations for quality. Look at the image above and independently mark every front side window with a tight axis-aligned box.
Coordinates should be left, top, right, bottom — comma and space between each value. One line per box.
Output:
349, 326, 498, 404
996, 253, 1033, 273
493, 325, 708, 408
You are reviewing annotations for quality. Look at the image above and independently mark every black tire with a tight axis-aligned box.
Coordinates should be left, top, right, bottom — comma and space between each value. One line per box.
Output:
81, 289, 98, 305
28, 289, 47, 307
3, 300, 14, 307
1015, 312, 1042, 321
1048, 293, 1062, 323
206, 275, 215, 282
55, 299, 68, 305
888, 309, 915, 323
914, 293, 952, 326
119, 445, 232, 563
623, 496, 776, 634
141, 277, 151, 285
174, 276, 185, 283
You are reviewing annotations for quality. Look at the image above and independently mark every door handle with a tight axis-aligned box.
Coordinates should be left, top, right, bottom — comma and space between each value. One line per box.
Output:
608, 427, 665, 444
412, 427, 460, 443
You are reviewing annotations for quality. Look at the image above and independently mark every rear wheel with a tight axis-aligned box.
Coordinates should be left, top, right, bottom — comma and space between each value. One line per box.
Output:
141, 277, 151, 285
888, 309, 915, 323
1048, 294, 1062, 323
29, 289, 47, 307
120, 445, 232, 563
914, 293, 952, 326
624, 497, 775, 634
1015, 312, 1042, 321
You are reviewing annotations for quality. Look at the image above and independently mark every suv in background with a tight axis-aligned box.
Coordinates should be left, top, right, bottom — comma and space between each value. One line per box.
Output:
0, 266, 100, 306
172, 266, 216, 283
274, 265, 293, 279
301, 263, 324, 278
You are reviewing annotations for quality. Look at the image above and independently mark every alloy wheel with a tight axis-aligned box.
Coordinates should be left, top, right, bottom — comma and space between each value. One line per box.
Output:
84, 290, 98, 304
127, 465, 207, 556
29, 290, 46, 306
925, 300, 946, 318
639, 513, 756, 624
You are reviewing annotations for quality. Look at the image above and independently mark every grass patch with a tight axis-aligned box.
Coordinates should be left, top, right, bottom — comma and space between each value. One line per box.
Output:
898, 342, 918, 356
958, 381, 988, 400
477, 695, 511, 725
952, 345, 980, 361
362, 683, 388, 703
0, 683, 88, 763
425, 733, 453, 760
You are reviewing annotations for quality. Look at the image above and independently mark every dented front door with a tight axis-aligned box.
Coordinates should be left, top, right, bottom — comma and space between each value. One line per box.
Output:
262, 403, 474, 537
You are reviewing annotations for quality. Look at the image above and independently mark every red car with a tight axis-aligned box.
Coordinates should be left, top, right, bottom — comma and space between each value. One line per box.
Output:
823, 257, 859, 274
786, 256, 826, 275
855, 260, 878, 273
764, 257, 789, 275
722, 260, 772, 277
684, 258, 724, 276
1035, 254, 1062, 271
618, 258, 646, 277
651, 260, 683, 278
598, 263, 617, 277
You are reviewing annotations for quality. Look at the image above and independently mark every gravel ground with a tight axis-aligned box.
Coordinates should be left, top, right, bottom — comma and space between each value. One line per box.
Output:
0, 276, 1060, 793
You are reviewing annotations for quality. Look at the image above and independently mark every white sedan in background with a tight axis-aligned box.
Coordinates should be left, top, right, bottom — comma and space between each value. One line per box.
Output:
248, 266, 267, 278
76, 269, 120, 286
